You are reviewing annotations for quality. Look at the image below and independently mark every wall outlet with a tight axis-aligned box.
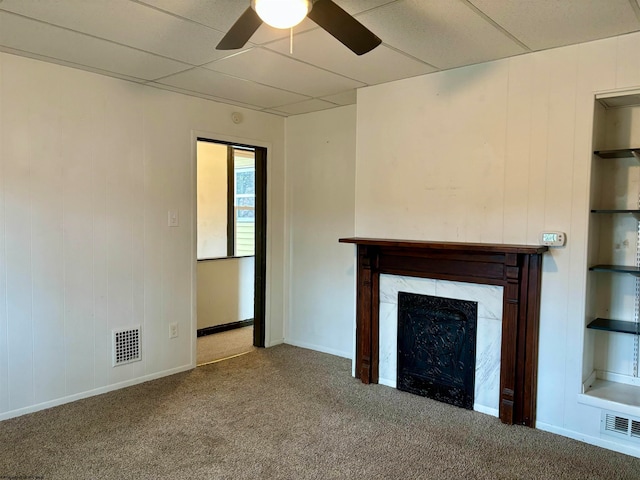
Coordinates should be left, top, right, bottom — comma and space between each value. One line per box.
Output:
169, 322, 178, 339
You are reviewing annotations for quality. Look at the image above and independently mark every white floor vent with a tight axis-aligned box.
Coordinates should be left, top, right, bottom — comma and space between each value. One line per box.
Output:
112, 326, 141, 367
601, 411, 640, 442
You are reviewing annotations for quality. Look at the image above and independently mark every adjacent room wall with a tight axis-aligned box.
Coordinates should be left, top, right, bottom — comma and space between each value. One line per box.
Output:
354, 32, 640, 456
0, 52, 285, 420
197, 257, 254, 330
196, 140, 227, 259
284, 105, 356, 358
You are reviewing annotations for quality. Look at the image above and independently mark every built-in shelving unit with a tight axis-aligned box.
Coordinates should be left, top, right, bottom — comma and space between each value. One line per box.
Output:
580, 95, 640, 416
587, 145, 640, 342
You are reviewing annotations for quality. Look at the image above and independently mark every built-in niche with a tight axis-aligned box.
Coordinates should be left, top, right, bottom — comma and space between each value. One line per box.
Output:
581, 91, 640, 419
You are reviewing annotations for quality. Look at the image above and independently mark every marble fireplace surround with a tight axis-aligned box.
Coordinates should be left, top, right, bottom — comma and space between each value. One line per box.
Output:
380, 275, 503, 417
339, 238, 547, 427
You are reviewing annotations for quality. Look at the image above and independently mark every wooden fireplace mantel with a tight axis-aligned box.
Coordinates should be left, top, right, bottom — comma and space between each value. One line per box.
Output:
339, 237, 548, 427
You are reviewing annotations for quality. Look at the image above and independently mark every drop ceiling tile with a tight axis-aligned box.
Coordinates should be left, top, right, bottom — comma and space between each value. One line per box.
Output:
0, 12, 191, 80
259, 108, 288, 116
337, 0, 397, 14
0, 0, 230, 65
470, 0, 640, 51
252, 20, 316, 45
266, 29, 436, 85
203, 48, 364, 97
146, 82, 259, 109
0, 45, 148, 84
273, 99, 337, 115
156, 67, 309, 108
321, 90, 357, 106
137, 0, 252, 32
356, 0, 526, 69
146, 82, 230, 102
136, 0, 297, 46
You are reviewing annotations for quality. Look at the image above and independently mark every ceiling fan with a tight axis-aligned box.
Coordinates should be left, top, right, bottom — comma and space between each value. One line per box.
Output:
216, 0, 382, 56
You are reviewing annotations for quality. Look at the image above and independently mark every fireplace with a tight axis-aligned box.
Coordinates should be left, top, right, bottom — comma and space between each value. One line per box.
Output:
379, 275, 503, 416
339, 237, 547, 427
397, 293, 478, 409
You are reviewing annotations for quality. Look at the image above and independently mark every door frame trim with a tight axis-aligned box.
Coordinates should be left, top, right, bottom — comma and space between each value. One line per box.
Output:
192, 131, 270, 361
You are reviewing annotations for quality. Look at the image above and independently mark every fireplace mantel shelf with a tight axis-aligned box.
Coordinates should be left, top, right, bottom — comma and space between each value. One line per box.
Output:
340, 237, 548, 428
339, 237, 548, 255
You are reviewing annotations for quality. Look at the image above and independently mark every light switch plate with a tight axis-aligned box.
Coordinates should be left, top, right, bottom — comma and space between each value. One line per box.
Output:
168, 209, 179, 227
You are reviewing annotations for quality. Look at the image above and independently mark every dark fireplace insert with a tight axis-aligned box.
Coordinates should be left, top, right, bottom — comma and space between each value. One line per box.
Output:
397, 292, 478, 409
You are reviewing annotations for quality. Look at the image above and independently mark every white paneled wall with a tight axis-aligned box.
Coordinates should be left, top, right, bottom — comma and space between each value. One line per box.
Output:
284, 106, 356, 358
0, 52, 285, 419
197, 257, 254, 330
355, 32, 640, 456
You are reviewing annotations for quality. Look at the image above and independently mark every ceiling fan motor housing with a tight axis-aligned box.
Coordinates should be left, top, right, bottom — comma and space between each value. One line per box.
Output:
251, 0, 312, 29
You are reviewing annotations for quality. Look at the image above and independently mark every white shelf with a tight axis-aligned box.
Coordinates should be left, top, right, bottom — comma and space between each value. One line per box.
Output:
579, 378, 640, 418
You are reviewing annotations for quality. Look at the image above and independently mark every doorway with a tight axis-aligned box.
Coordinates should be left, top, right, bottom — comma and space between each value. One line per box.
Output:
195, 138, 266, 364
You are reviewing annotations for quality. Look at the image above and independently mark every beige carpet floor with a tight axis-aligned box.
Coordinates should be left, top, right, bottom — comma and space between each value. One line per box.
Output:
1, 345, 640, 479
197, 325, 256, 365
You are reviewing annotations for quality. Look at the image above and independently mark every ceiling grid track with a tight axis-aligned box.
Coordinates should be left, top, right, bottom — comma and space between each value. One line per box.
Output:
1, 0, 639, 115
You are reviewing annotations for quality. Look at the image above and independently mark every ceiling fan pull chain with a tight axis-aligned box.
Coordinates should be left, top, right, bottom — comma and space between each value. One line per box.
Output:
290, 27, 294, 55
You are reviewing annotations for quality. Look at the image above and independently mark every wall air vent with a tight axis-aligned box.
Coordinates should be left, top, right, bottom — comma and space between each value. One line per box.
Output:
601, 411, 640, 443
112, 326, 141, 366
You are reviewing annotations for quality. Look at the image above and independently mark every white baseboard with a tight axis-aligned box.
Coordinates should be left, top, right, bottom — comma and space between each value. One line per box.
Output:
536, 421, 640, 458
284, 339, 351, 359
266, 337, 284, 348
0, 363, 194, 421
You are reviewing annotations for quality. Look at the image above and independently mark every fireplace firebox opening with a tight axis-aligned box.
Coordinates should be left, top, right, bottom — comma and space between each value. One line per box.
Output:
398, 292, 478, 409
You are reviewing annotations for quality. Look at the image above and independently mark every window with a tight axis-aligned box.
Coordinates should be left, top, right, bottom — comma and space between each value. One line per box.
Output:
232, 149, 255, 256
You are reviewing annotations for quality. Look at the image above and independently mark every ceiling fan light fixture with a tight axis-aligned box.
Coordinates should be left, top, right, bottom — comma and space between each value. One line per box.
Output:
252, 0, 311, 29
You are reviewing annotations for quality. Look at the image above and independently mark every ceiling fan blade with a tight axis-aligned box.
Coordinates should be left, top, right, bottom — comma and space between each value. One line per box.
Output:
307, 0, 381, 55
216, 7, 263, 50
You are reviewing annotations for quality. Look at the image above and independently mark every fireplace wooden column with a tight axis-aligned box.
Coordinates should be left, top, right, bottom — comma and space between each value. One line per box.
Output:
339, 237, 548, 427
